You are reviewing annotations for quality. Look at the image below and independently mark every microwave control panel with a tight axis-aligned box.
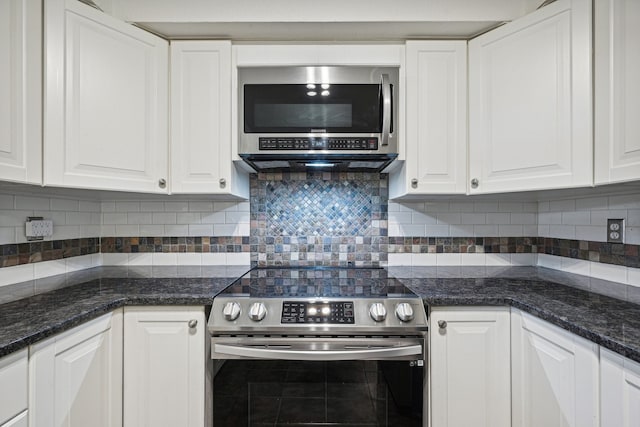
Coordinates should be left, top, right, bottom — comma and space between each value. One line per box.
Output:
259, 137, 378, 151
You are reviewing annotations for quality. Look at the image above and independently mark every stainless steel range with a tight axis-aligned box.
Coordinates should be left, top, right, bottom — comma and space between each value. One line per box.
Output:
208, 267, 428, 426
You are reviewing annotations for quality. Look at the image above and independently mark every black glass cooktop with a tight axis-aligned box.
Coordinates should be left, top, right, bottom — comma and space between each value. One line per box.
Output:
218, 267, 418, 298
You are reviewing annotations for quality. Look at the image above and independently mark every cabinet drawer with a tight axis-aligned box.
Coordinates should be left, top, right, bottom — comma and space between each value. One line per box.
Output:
0, 349, 28, 425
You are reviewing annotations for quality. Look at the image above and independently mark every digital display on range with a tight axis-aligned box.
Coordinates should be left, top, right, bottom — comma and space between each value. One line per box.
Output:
281, 301, 355, 324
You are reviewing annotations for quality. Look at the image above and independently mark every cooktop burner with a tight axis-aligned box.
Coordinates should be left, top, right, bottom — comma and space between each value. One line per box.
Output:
217, 267, 418, 298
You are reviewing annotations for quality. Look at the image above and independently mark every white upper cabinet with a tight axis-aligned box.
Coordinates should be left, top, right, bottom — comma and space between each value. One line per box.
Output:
594, 0, 640, 185
44, 0, 169, 193
0, 0, 42, 185
170, 40, 248, 197
389, 41, 467, 198
511, 309, 599, 427
468, 0, 592, 194
600, 347, 640, 427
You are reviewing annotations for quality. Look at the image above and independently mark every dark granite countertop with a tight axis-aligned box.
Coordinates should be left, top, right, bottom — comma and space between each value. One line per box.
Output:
0, 266, 250, 358
387, 266, 640, 364
1, 265, 640, 365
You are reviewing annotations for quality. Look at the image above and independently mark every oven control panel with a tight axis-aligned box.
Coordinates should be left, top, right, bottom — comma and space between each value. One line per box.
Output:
281, 301, 355, 324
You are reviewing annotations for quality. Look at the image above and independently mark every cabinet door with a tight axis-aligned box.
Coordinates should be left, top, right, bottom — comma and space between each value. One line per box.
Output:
511, 309, 598, 427
44, 0, 169, 193
391, 41, 466, 197
468, 0, 592, 194
123, 306, 206, 427
170, 41, 248, 197
0, 349, 27, 426
1, 411, 28, 427
600, 347, 640, 427
0, 0, 41, 184
430, 307, 511, 427
594, 0, 640, 184
29, 310, 123, 427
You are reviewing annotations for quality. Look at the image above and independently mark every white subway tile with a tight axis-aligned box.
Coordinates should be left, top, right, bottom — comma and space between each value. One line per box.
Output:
201, 253, 227, 265
164, 201, 189, 212
626, 227, 640, 245
15, 195, 49, 210
0, 227, 15, 244
628, 210, 640, 226
225, 212, 250, 224
139, 225, 165, 236
575, 196, 608, 211
32, 211, 66, 226
591, 262, 627, 283
474, 225, 499, 236
115, 225, 139, 236
561, 211, 591, 225
50, 198, 79, 211
189, 224, 213, 236
461, 253, 486, 266
436, 253, 462, 266
389, 212, 413, 224
411, 253, 437, 266
498, 225, 524, 237
81, 225, 101, 237
200, 212, 226, 224
165, 225, 189, 236
537, 254, 562, 269
388, 224, 401, 236
523, 202, 538, 213
78, 200, 100, 212
0, 194, 14, 209
560, 258, 591, 276
424, 202, 450, 213
628, 268, 640, 287
537, 224, 550, 237
214, 202, 238, 212
177, 253, 202, 265
66, 212, 92, 225
575, 226, 605, 242
548, 225, 575, 239
189, 201, 214, 212
549, 199, 576, 212
226, 252, 250, 265
34, 260, 67, 279
66, 254, 94, 272
152, 253, 178, 265
153, 212, 177, 224
424, 225, 450, 236
14, 231, 28, 244
591, 210, 627, 226
140, 201, 165, 212
52, 225, 80, 240
387, 202, 402, 212
538, 212, 562, 225
449, 225, 474, 236
90, 213, 101, 224
473, 202, 499, 212
0, 210, 32, 226
609, 194, 640, 209
213, 224, 245, 236
411, 212, 437, 225
128, 253, 153, 265
103, 213, 128, 225
437, 213, 461, 225
127, 212, 152, 225
485, 254, 512, 266
498, 202, 523, 212
461, 213, 486, 225
388, 253, 412, 266
0, 264, 34, 287
398, 202, 425, 212
102, 253, 129, 266
510, 213, 536, 225
538, 201, 550, 212
116, 201, 140, 212
101, 201, 116, 212
101, 225, 116, 236
449, 202, 475, 212
522, 225, 537, 235
177, 212, 201, 224
236, 202, 250, 212
511, 253, 536, 266
486, 213, 511, 225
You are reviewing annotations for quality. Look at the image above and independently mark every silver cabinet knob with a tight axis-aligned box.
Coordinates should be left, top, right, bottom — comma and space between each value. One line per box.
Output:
158, 178, 167, 188
438, 320, 447, 329
470, 178, 479, 189
411, 178, 418, 188
219, 178, 226, 188
222, 302, 241, 321
248, 302, 267, 321
369, 302, 387, 322
188, 319, 198, 328
395, 303, 414, 322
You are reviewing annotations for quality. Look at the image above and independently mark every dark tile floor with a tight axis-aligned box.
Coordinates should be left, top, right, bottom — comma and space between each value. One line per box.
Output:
213, 360, 422, 426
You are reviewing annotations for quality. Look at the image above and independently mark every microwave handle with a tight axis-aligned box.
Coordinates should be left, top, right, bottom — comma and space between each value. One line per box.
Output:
380, 74, 392, 146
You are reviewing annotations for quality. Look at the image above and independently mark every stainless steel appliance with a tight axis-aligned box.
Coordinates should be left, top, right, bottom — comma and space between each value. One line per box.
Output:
238, 66, 399, 171
208, 267, 427, 426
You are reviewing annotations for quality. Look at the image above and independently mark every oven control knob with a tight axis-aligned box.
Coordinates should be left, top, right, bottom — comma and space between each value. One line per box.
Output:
248, 302, 267, 322
222, 302, 241, 321
395, 303, 414, 322
369, 303, 387, 322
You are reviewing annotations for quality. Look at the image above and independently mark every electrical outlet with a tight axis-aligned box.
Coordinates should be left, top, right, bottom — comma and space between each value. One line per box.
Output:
607, 219, 624, 243
25, 217, 53, 241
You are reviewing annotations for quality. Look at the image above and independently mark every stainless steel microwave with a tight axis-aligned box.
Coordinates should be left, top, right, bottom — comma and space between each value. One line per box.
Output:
237, 66, 399, 171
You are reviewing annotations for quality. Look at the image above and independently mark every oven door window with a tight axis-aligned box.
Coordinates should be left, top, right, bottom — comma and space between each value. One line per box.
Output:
244, 84, 391, 133
213, 360, 422, 426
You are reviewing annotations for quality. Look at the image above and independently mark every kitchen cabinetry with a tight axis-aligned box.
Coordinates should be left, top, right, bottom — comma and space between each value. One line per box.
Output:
44, 0, 169, 193
468, 0, 592, 194
123, 306, 208, 427
29, 310, 123, 427
389, 41, 467, 198
0, 0, 42, 185
511, 309, 598, 427
170, 41, 248, 197
0, 349, 28, 427
600, 347, 640, 427
429, 307, 511, 427
594, 0, 640, 184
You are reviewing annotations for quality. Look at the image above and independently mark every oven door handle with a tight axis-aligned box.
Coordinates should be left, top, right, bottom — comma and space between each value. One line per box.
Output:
380, 73, 392, 146
213, 342, 422, 361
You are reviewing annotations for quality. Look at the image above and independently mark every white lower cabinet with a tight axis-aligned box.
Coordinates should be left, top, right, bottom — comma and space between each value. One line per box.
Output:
1, 411, 27, 427
600, 347, 640, 427
429, 307, 511, 427
29, 310, 123, 427
123, 306, 208, 427
0, 349, 28, 426
511, 309, 599, 427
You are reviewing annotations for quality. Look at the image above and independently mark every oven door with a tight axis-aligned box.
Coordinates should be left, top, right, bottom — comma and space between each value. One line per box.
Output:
212, 336, 425, 426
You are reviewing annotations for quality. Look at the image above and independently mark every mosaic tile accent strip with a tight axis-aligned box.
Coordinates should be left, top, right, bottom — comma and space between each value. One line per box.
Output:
537, 238, 640, 268
251, 172, 388, 267
100, 237, 250, 253
0, 238, 100, 268
387, 237, 538, 254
